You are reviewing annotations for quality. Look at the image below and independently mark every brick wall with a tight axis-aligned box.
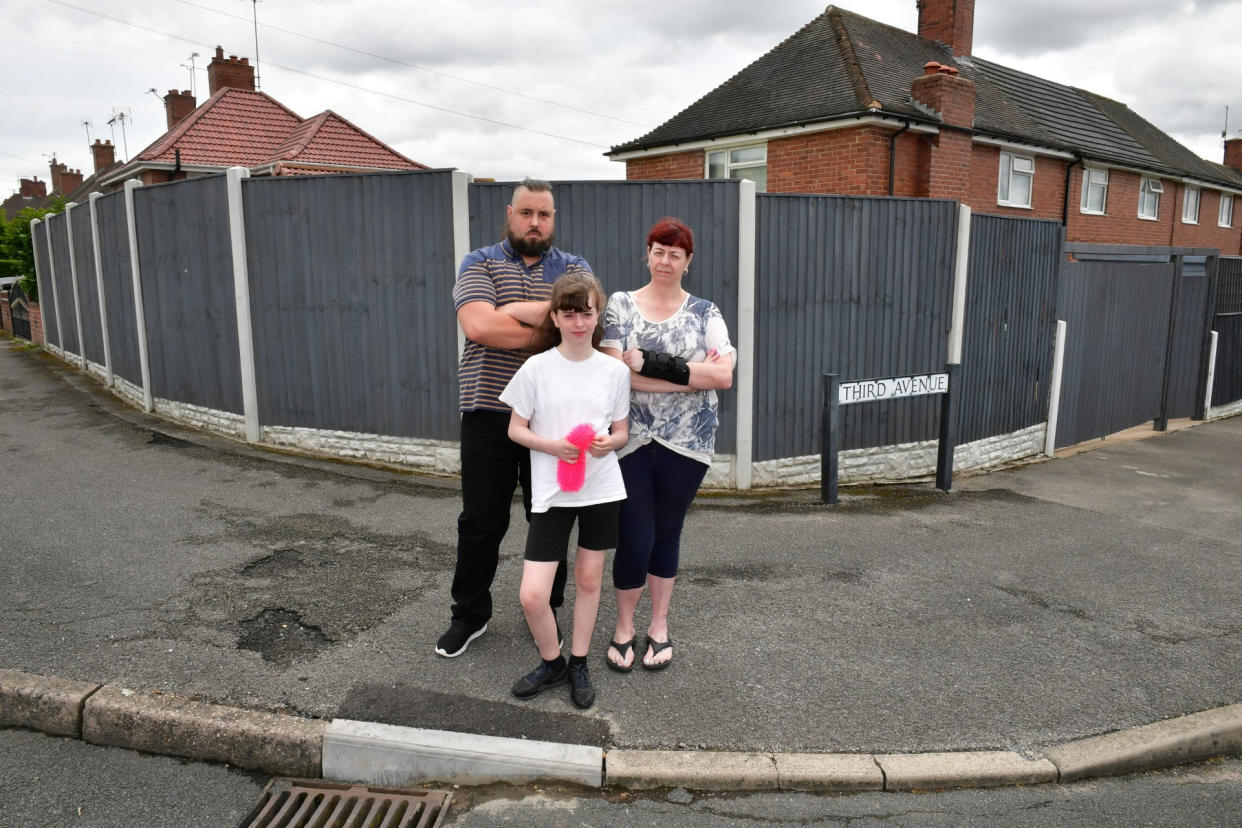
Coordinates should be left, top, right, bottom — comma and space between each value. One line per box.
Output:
30, 302, 43, 346
766, 127, 891, 194
965, 145, 1064, 220
625, 150, 703, 180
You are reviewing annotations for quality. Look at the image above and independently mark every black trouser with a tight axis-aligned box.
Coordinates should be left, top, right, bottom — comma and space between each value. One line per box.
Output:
451, 410, 567, 628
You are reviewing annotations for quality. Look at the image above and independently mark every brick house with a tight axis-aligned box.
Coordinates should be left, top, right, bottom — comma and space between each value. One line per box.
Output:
94, 46, 425, 190
608, 1, 1242, 253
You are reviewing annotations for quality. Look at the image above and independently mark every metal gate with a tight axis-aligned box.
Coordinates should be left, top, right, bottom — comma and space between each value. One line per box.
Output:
7, 284, 32, 341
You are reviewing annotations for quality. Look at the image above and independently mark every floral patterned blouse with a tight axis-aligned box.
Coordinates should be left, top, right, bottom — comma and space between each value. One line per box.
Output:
602, 291, 735, 465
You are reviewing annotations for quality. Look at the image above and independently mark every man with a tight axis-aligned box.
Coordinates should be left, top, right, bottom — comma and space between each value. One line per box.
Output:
436, 178, 592, 658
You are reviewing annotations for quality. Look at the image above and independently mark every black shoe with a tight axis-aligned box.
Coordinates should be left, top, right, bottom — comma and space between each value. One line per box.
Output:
512, 660, 567, 699
434, 620, 487, 658
568, 661, 595, 709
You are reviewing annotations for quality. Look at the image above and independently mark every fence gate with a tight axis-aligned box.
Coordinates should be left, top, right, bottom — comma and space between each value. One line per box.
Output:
1213, 257, 1242, 408
1054, 259, 1175, 447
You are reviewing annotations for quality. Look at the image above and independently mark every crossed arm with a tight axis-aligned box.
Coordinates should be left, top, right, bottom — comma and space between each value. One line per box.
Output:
601, 346, 734, 393
457, 300, 549, 350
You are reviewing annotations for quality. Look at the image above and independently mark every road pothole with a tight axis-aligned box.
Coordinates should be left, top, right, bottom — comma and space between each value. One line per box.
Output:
238, 608, 332, 666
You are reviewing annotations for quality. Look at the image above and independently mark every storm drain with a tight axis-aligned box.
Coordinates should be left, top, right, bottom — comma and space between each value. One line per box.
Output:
242, 778, 451, 828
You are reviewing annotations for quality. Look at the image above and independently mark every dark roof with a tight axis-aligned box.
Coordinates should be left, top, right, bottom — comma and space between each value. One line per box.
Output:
610, 5, 1242, 189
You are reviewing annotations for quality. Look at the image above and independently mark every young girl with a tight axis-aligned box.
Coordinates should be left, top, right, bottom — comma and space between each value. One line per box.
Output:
498, 271, 630, 709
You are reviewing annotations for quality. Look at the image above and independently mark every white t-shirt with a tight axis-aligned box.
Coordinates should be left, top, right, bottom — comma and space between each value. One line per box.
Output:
499, 347, 631, 513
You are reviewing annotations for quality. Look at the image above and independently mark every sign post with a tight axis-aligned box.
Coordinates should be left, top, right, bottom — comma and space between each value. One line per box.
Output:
821, 364, 959, 504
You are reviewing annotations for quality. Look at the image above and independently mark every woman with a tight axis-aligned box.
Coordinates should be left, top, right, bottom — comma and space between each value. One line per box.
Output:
601, 217, 735, 672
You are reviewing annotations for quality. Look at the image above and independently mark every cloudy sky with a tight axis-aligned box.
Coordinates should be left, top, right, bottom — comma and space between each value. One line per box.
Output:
3, 0, 1241, 191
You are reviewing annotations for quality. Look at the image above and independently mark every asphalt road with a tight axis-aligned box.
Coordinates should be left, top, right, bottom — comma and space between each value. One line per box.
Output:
2, 339, 1241, 758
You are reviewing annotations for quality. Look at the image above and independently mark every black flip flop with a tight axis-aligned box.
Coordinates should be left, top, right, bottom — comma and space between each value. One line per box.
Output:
642, 636, 673, 671
606, 638, 635, 673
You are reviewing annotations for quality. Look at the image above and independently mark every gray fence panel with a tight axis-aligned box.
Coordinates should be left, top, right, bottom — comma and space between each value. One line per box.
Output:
33, 221, 59, 346
94, 191, 142, 386
754, 194, 958, 460
245, 170, 460, 439
46, 212, 79, 355
1167, 268, 1210, 420
958, 214, 1063, 443
1213, 257, 1242, 406
1054, 261, 1174, 447
69, 205, 105, 366
133, 176, 242, 414
469, 179, 742, 453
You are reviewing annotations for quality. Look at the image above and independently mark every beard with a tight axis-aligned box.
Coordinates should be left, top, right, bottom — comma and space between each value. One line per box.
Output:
508, 229, 554, 258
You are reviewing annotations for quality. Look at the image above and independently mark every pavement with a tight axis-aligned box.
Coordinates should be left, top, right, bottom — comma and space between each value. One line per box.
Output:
1, 335, 1241, 794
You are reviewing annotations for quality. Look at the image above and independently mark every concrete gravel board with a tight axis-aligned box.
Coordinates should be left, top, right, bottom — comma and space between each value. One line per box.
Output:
606, 750, 779, 790
323, 720, 603, 788
878, 750, 1058, 790
1041, 704, 1242, 782
0, 670, 100, 737
773, 753, 885, 791
82, 685, 324, 777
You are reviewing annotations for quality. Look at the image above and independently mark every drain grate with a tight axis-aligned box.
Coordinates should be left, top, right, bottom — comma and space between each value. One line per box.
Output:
242, 778, 451, 828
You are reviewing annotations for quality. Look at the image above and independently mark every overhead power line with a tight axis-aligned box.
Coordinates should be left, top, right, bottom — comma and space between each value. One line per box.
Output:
172, 0, 650, 129
44, 0, 610, 148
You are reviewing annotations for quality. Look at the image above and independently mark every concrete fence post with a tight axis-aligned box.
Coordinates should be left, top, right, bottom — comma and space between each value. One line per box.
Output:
1045, 319, 1067, 456
947, 204, 971, 365
29, 218, 49, 345
1203, 330, 1218, 421
42, 215, 65, 351
88, 192, 114, 387
123, 179, 154, 413
226, 166, 261, 443
734, 179, 757, 490
64, 203, 87, 368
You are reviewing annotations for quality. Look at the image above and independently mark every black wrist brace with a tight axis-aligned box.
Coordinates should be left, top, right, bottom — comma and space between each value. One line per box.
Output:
639, 349, 690, 385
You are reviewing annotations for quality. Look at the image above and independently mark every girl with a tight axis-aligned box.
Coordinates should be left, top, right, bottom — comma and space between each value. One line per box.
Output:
498, 271, 630, 709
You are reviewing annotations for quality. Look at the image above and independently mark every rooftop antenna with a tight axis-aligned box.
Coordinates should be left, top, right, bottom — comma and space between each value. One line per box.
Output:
244, 0, 262, 90
147, 88, 163, 104
81, 119, 93, 146
180, 51, 200, 97
107, 107, 132, 160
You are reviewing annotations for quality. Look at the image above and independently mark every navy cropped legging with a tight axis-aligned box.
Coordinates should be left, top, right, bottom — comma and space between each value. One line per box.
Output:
612, 440, 708, 590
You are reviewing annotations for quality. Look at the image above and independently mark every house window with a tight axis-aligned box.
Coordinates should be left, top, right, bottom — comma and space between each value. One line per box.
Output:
1220, 193, 1234, 227
707, 145, 767, 191
1080, 168, 1108, 214
1138, 177, 1163, 220
1182, 186, 1200, 224
998, 152, 1034, 208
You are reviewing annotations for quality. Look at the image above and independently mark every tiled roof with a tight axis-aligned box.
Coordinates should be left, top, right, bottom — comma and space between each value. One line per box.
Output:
119, 88, 423, 176
610, 5, 1242, 189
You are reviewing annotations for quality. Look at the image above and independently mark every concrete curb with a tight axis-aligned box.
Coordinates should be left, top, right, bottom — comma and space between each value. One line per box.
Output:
3, 670, 1241, 793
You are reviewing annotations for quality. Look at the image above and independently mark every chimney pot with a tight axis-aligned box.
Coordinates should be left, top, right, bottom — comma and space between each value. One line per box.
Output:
924, 61, 942, 75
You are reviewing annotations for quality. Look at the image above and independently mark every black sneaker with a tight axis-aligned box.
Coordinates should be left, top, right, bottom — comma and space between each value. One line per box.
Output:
511, 660, 567, 699
567, 662, 595, 709
434, 620, 487, 658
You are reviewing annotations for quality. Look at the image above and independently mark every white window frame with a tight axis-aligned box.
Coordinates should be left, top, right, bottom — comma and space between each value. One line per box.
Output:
1220, 193, 1234, 228
997, 151, 1034, 208
706, 144, 767, 191
1182, 185, 1200, 224
1138, 177, 1163, 221
1080, 167, 1108, 215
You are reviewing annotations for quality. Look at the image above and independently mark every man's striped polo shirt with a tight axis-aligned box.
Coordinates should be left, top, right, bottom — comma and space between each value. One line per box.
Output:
453, 239, 592, 412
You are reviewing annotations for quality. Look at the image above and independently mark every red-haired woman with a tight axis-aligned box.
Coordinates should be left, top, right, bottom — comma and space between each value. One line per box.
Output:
600, 217, 735, 671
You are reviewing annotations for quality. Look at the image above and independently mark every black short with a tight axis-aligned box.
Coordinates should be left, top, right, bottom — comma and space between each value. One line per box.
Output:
524, 501, 622, 562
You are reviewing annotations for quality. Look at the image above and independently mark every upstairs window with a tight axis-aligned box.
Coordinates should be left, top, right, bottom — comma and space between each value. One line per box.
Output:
707, 145, 767, 191
1182, 186, 1200, 224
998, 152, 1034, 208
1220, 193, 1234, 227
1138, 177, 1163, 220
1080, 168, 1108, 214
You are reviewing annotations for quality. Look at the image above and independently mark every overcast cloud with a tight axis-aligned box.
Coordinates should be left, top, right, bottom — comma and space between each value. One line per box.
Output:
3, 0, 1241, 191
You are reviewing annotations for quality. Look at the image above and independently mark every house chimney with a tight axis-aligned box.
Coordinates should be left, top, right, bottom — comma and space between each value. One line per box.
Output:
164, 90, 197, 129
20, 177, 47, 198
1226, 138, 1242, 173
207, 46, 256, 95
60, 168, 84, 194
91, 139, 116, 173
918, 0, 974, 57
911, 61, 975, 128
49, 156, 66, 193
